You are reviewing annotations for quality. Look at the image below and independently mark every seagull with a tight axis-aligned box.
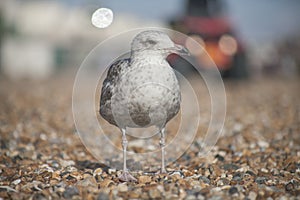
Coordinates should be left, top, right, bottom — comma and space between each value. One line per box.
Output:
99, 30, 189, 182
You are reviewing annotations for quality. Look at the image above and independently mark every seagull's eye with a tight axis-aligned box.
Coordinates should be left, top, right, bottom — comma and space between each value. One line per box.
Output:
139, 39, 158, 49
147, 40, 157, 45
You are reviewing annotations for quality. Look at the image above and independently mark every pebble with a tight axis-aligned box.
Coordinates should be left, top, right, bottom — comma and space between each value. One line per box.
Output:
138, 175, 152, 184
233, 123, 243, 133
208, 194, 222, 200
228, 186, 238, 195
108, 168, 116, 174
245, 170, 256, 176
185, 194, 197, 200
211, 187, 222, 193
11, 179, 21, 185
258, 141, 269, 148
99, 179, 114, 188
148, 187, 161, 199
222, 164, 239, 170
128, 191, 140, 199
248, 191, 257, 200
255, 176, 267, 184
197, 195, 205, 200
60, 160, 75, 168
182, 169, 193, 177
221, 185, 231, 190
93, 168, 103, 176
285, 182, 294, 191
117, 183, 128, 192
97, 192, 109, 200
232, 174, 242, 181
63, 186, 79, 199
215, 154, 225, 162
218, 151, 227, 157
261, 168, 269, 173
169, 170, 184, 178
198, 176, 210, 184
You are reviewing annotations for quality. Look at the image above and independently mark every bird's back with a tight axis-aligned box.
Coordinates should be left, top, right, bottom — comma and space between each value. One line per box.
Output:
99, 58, 130, 126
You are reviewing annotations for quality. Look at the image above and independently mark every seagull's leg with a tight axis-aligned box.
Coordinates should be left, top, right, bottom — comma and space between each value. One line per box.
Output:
159, 127, 167, 173
122, 128, 128, 172
118, 128, 137, 182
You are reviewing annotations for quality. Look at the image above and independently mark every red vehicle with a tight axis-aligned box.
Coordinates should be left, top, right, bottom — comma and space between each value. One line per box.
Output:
170, 0, 248, 78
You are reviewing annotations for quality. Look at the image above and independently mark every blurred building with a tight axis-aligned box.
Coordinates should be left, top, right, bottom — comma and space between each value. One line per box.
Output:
1, 0, 299, 80
0, 0, 90, 79
0, 0, 165, 80
247, 33, 300, 77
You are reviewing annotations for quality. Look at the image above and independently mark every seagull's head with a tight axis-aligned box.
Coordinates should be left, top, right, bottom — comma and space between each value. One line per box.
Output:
131, 30, 189, 57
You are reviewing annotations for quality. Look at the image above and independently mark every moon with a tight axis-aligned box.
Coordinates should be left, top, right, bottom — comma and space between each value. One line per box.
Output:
91, 8, 113, 28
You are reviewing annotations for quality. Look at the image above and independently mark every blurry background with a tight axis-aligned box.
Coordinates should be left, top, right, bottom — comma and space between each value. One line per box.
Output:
0, 2, 299, 199
0, 0, 300, 80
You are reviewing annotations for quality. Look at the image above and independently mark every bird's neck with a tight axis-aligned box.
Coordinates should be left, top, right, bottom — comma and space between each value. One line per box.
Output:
130, 50, 167, 64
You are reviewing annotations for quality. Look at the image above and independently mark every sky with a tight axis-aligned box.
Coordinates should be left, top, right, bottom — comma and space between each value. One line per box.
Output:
61, 0, 300, 43
225, 0, 300, 43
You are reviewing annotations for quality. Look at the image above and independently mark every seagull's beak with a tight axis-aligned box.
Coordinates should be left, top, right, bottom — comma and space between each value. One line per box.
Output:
171, 44, 190, 56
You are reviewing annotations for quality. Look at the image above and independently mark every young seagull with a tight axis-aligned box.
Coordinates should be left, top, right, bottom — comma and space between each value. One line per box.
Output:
100, 30, 189, 182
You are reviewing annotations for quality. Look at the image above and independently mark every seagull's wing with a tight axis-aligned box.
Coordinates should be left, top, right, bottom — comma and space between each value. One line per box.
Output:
99, 58, 130, 125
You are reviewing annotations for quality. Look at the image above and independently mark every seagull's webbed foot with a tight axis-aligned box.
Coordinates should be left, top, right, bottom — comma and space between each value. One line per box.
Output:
118, 171, 137, 182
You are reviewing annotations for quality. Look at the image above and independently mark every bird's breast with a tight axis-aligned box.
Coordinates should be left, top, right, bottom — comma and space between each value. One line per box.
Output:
119, 63, 180, 103
111, 62, 181, 128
